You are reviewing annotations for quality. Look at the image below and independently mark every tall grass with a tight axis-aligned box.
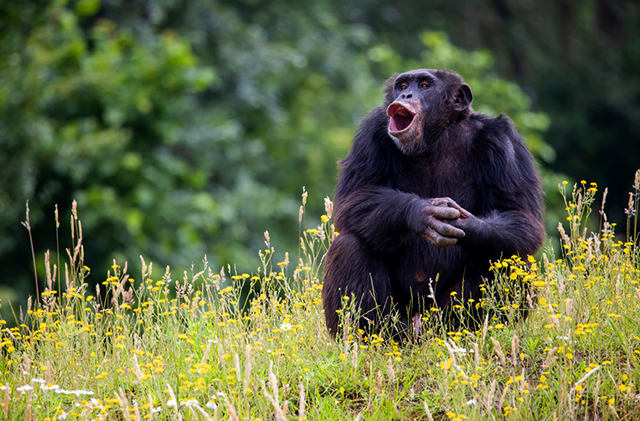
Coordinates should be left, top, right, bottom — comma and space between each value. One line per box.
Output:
1, 172, 639, 421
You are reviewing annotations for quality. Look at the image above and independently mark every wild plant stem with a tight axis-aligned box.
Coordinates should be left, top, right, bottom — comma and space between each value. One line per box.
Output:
634, 189, 639, 243
55, 204, 61, 295
21, 201, 40, 304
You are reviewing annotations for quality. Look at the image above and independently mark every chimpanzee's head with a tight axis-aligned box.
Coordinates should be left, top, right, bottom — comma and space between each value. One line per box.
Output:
383, 69, 472, 155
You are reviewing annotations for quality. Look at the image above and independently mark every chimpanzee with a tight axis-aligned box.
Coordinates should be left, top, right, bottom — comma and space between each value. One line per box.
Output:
322, 69, 545, 339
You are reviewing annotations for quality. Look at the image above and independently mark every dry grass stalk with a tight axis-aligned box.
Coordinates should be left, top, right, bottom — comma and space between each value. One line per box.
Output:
193, 405, 214, 421
473, 341, 480, 372
132, 354, 144, 381
24, 398, 31, 421
200, 342, 211, 365
116, 388, 132, 421
498, 384, 510, 410
342, 312, 351, 353
386, 358, 396, 383
510, 335, 519, 368
44, 361, 51, 384
45, 250, 52, 291
549, 303, 561, 326
268, 360, 280, 407
376, 370, 383, 391
166, 384, 183, 421
262, 380, 287, 421
543, 347, 558, 368
243, 345, 252, 394
234, 353, 241, 383
3, 386, 9, 419
148, 394, 155, 421
21, 201, 39, 303
565, 298, 574, 318
490, 337, 506, 366
444, 340, 458, 368
481, 314, 489, 345
423, 402, 435, 421
483, 379, 497, 414
324, 197, 333, 218
224, 395, 240, 421
594, 379, 601, 421
351, 342, 358, 369
298, 380, 306, 421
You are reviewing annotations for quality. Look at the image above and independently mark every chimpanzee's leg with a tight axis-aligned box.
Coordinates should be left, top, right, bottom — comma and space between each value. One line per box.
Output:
322, 233, 397, 338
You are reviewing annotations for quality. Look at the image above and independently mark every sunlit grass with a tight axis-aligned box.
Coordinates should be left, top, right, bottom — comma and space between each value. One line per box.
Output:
1, 172, 639, 420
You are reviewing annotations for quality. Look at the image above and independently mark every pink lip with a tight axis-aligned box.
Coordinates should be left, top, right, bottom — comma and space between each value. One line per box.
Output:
387, 102, 417, 133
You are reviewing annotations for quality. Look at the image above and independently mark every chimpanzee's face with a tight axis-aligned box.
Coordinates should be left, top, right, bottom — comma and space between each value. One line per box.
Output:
385, 69, 472, 155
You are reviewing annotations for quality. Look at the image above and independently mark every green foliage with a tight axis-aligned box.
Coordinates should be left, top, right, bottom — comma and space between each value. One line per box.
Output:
0, 1, 217, 297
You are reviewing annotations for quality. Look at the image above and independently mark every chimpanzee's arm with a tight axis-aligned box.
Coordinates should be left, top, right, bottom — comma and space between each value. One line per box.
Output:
450, 116, 545, 259
334, 187, 464, 253
453, 209, 544, 259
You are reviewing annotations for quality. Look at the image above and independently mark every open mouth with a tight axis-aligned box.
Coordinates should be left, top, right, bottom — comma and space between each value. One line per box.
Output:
387, 102, 417, 133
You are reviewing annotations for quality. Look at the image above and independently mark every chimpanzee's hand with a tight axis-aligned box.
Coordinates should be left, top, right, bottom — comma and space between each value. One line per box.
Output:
410, 197, 466, 247
444, 200, 486, 244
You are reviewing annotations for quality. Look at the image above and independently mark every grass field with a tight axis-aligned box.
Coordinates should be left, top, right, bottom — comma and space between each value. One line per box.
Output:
1, 175, 639, 421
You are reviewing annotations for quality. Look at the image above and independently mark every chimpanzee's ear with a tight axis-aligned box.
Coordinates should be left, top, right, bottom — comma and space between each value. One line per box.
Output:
454, 83, 473, 111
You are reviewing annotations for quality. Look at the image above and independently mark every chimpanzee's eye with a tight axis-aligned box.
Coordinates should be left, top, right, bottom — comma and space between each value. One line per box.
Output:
420, 81, 430, 89
400, 83, 408, 90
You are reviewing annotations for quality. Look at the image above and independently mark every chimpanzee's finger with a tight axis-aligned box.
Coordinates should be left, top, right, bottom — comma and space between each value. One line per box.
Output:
431, 219, 466, 238
429, 206, 461, 220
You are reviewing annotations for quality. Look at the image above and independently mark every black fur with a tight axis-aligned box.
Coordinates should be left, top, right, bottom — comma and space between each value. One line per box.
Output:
322, 69, 544, 338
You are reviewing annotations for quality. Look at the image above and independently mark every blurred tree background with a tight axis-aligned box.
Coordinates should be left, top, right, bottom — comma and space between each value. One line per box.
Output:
1, 0, 638, 312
